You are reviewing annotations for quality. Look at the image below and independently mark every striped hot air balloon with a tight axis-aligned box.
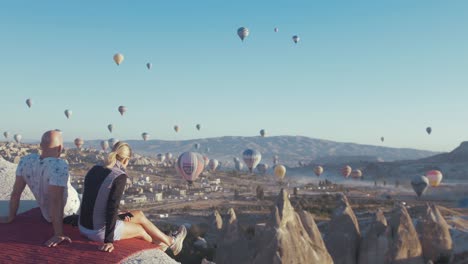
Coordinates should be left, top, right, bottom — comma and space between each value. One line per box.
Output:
176, 152, 205, 184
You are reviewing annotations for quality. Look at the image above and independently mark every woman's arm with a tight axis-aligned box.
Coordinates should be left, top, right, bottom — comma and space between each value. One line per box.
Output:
103, 174, 127, 245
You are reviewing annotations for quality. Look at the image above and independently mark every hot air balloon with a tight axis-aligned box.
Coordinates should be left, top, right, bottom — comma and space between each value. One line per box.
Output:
351, 169, 363, 179
108, 124, 113, 133
314, 166, 324, 177
113, 53, 124, 65
411, 175, 429, 197
274, 165, 286, 181
157, 154, 166, 163
234, 157, 240, 163
235, 161, 244, 172
426, 127, 432, 135
100, 140, 109, 151
381, 137, 385, 142
64, 109, 72, 119
108, 138, 119, 148
14, 134, 22, 143
274, 27, 279, 32
165, 153, 173, 161
260, 129, 267, 137
118, 106, 127, 116
208, 159, 219, 172
194, 143, 200, 150
342, 165, 352, 178
141, 132, 150, 141
426, 170, 443, 187
26, 98, 32, 108
243, 149, 262, 172
174, 125, 179, 133
257, 163, 269, 175
292, 35, 300, 44
196, 124, 201, 131
176, 152, 205, 184
3, 131, 9, 139
74, 138, 84, 149
237, 27, 249, 41
146, 63, 152, 70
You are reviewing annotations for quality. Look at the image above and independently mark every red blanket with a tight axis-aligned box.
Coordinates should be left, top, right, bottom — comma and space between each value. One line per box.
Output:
0, 208, 160, 264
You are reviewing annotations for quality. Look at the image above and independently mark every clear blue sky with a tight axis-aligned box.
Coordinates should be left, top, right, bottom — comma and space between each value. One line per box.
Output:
0, 0, 467, 152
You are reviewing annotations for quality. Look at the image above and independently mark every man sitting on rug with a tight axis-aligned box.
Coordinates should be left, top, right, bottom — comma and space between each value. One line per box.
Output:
0, 130, 80, 248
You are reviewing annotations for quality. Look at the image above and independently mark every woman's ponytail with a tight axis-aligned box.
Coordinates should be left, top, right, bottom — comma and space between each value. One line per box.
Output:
105, 141, 132, 168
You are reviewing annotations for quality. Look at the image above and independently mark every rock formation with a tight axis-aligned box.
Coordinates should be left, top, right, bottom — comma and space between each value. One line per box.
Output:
358, 209, 388, 264
386, 204, 424, 264
416, 204, 453, 263
325, 194, 361, 264
214, 189, 333, 264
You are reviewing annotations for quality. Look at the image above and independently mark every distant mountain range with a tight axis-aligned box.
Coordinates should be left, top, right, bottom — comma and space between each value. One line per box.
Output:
78, 136, 437, 167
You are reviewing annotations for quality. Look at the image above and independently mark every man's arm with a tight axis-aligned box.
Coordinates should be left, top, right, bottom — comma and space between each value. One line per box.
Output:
44, 185, 71, 247
0, 177, 26, 223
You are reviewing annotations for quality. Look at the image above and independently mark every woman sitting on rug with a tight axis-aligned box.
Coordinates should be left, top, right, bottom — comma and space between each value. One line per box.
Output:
78, 142, 186, 254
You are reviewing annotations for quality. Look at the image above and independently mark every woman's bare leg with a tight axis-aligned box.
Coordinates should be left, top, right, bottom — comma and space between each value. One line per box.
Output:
127, 210, 174, 246
120, 221, 152, 242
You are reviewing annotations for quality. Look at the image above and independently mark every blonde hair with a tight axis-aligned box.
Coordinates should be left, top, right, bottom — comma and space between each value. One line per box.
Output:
105, 141, 132, 168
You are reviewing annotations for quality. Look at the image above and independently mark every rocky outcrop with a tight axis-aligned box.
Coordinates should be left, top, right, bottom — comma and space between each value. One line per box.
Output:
214, 189, 333, 264
386, 204, 424, 264
416, 204, 453, 263
325, 194, 360, 264
358, 209, 388, 264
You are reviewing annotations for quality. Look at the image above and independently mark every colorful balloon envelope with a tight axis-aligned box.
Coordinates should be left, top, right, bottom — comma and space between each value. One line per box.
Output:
411, 175, 429, 197
118, 106, 127, 116
64, 109, 72, 119
194, 143, 200, 150
243, 149, 262, 172
237, 27, 249, 41
74, 138, 84, 149
260, 129, 267, 137
146, 63, 152, 70
274, 165, 286, 181
108, 138, 119, 148
381, 137, 384, 142
26, 98, 32, 108
157, 154, 166, 163
196, 124, 201, 131
100, 140, 109, 151
235, 161, 244, 172
208, 159, 219, 172
426, 170, 442, 187
274, 27, 279, 32
174, 125, 179, 133
426, 127, 432, 135
351, 169, 362, 179
3, 131, 9, 139
108, 124, 113, 133
203, 156, 210, 167
141, 132, 150, 141
14, 134, 22, 143
113, 53, 124, 65
176, 152, 205, 184
292, 35, 300, 44
314, 166, 324, 177
342, 165, 352, 178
